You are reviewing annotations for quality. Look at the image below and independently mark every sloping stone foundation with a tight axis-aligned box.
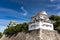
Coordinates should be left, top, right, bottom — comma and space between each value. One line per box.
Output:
40, 29, 57, 40
1, 29, 60, 40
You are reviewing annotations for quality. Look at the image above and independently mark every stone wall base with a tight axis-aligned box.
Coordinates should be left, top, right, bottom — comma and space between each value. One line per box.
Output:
1, 29, 60, 40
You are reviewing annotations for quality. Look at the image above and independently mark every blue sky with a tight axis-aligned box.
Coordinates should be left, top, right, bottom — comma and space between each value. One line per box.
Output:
0, 0, 60, 32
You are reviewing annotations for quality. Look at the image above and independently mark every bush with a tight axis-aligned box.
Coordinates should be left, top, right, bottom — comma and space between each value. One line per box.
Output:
0, 32, 3, 38
49, 15, 60, 30
4, 23, 28, 35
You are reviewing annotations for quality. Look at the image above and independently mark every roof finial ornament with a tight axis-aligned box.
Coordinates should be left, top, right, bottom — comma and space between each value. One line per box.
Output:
40, 10, 47, 15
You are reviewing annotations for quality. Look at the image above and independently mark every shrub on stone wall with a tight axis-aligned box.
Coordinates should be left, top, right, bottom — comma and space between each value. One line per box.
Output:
0, 32, 3, 38
3, 23, 28, 35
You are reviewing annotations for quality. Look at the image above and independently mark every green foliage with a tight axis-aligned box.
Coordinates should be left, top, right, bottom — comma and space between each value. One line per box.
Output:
49, 15, 60, 30
4, 23, 28, 35
49, 15, 60, 21
0, 32, 3, 38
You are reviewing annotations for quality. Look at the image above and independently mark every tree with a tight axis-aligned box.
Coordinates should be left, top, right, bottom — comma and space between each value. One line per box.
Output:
0, 32, 3, 38
49, 15, 60, 21
4, 23, 28, 35
55, 20, 60, 30
49, 15, 60, 30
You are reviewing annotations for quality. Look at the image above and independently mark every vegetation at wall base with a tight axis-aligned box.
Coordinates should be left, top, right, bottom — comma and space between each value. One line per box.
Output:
0, 32, 3, 38
4, 23, 28, 35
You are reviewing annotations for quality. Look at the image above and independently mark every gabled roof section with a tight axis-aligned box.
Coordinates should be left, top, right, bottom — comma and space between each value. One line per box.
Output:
40, 11, 47, 15
31, 11, 48, 18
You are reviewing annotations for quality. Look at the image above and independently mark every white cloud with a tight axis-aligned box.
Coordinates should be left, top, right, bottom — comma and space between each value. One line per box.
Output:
50, 0, 55, 2
0, 25, 7, 33
50, 0, 60, 2
47, 4, 60, 10
57, 12, 60, 16
0, 7, 29, 21
55, 6, 60, 10
0, 19, 10, 26
47, 4, 56, 7
21, 6, 28, 16
0, 19, 10, 32
23, 13, 27, 16
0, 19, 12, 32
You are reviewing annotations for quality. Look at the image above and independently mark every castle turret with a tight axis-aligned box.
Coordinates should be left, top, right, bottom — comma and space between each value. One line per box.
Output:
29, 11, 54, 31
8, 20, 17, 27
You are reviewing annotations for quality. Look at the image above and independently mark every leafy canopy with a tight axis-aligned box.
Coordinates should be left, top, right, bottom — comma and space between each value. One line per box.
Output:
4, 23, 28, 35
49, 15, 60, 30
0, 32, 3, 38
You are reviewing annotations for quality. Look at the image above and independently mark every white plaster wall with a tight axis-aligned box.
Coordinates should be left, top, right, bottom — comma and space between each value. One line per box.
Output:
39, 21, 53, 30
29, 21, 54, 31
29, 22, 40, 30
